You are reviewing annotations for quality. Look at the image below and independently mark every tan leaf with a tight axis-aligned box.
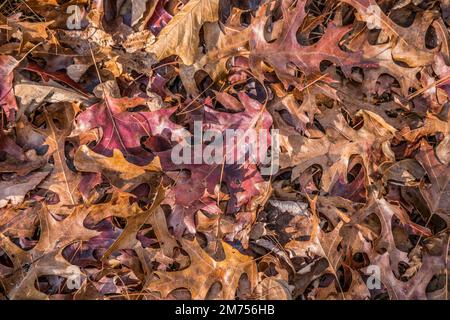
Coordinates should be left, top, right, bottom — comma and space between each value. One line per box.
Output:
147, 238, 257, 299
74, 145, 161, 191
38, 104, 81, 209
0, 204, 98, 299
146, 0, 219, 65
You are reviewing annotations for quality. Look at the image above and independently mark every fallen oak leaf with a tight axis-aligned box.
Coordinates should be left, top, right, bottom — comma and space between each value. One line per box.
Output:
348, 193, 432, 280
74, 145, 162, 191
155, 92, 272, 222
0, 131, 47, 176
37, 104, 81, 209
179, 21, 251, 96
6, 19, 54, 52
149, 205, 179, 258
403, 113, 450, 165
0, 168, 50, 208
250, 0, 375, 89
254, 277, 292, 300
0, 203, 41, 241
164, 182, 223, 237
380, 159, 426, 187
22, 0, 89, 29
14, 81, 92, 114
330, 165, 367, 204
146, 238, 257, 299
0, 204, 98, 299
146, 0, 219, 65
0, 55, 19, 121
432, 53, 450, 99
101, 184, 166, 260
285, 213, 345, 297
313, 266, 370, 300
415, 140, 450, 225
340, 0, 437, 67
366, 245, 447, 300
72, 96, 187, 165
284, 110, 397, 192
347, 36, 421, 98
22, 62, 88, 95
147, 0, 172, 36
122, 30, 155, 53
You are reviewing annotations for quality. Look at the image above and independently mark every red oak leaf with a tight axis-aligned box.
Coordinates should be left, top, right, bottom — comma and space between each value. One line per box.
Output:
72, 96, 187, 165
153, 93, 272, 235
0, 56, 19, 122
249, 0, 375, 88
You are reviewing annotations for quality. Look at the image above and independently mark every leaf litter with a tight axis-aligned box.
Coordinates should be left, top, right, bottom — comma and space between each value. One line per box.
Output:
0, 0, 448, 300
